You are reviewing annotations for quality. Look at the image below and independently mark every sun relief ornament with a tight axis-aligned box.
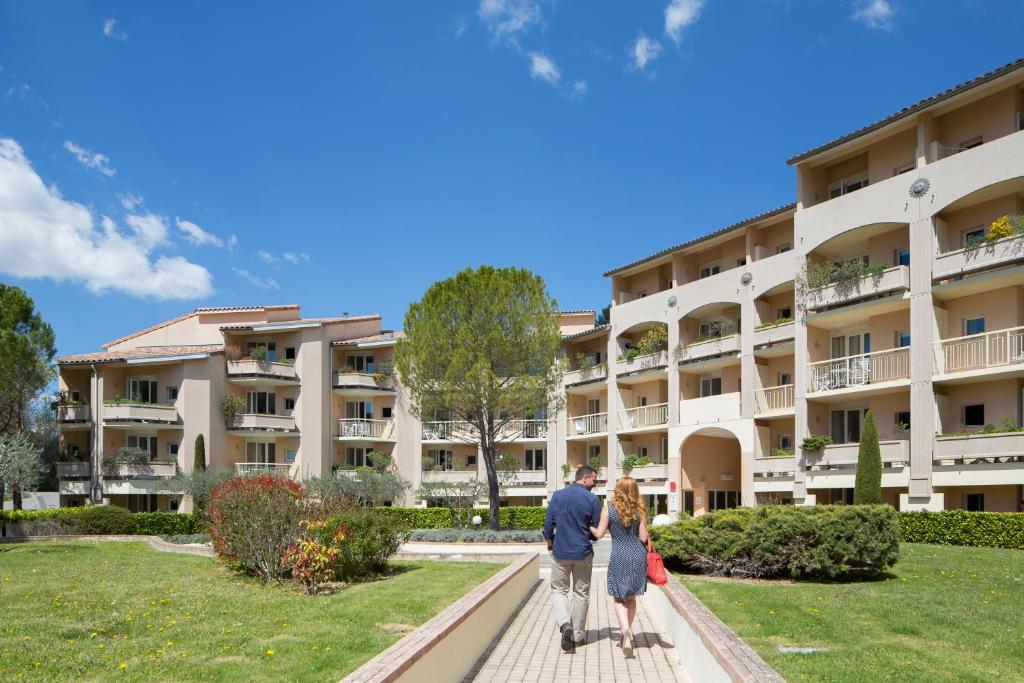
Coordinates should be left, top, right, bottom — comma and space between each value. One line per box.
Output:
740, 272, 753, 286
909, 177, 930, 199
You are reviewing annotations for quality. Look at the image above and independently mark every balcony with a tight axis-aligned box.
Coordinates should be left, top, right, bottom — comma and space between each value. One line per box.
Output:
934, 325, 1024, 379
332, 371, 396, 393
617, 403, 668, 433
498, 419, 548, 441
56, 461, 90, 478
228, 413, 297, 433
806, 347, 910, 396
754, 456, 796, 477
804, 265, 909, 313
622, 463, 668, 483
102, 459, 178, 478
566, 412, 608, 437
754, 384, 794, 416
753, 321, 795, 348
564, 364, 608, 386
55, 404, 90, 423
806, 441, 910, 469
336, 418, 396, 440
505, 470, 547, 487
675, 335, 740, 365
613, 350, 668, 377
934, 431, 1024, 464
421, 469, 479, 483
679, 392, 741, 427
422, 420, 475, 441
226, 359, 298, 383
234, 462, 293, 477
934, 234, 1024, 280
103, 402, 180, 425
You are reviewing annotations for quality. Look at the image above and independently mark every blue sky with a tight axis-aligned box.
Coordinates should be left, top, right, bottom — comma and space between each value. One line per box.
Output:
1, 1, 1022, 356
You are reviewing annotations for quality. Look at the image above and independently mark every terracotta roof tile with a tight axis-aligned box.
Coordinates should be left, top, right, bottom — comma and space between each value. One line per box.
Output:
59, 344, 223, 365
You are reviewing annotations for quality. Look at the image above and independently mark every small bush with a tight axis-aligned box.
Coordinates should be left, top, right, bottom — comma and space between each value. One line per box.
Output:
134, 512, 196, 536
63, 506, 138, 535
898, 510, 1024, 550
162, 533, 212, 545
320, 510, 409, 581
651, 505, 900, 579
286, 520, 344, 594
370, 507, 454, 529
367, 506, 547, 530
209, 476, 305, 581
20, 519, 76, 536
408, 528, 543, 543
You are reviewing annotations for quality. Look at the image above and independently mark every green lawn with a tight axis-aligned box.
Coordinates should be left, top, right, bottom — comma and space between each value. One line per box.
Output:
0, 541, 501, 681
679, 543, 1024, 682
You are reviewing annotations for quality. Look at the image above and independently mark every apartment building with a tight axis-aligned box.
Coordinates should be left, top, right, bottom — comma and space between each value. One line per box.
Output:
557, 58, 1024, 515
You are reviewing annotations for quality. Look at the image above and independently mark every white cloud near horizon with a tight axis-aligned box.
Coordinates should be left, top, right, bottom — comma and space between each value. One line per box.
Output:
630, 33, 662, 71
852, 0, 895, 31
102, 18, 128, 40
233, 268, 279, 290
478, 0, 542, 45
0, 138, 213, 300
176, 217, 225, 247
529, 52, 560, 85
63, 140, 115, 177
665, 0, 705, 45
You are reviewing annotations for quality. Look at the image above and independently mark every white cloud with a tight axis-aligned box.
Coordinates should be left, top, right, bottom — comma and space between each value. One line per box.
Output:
478, 0, 542, 45
528, 52, 560, 85
0, 138, 213, 300
118, 193, 143, 211
572, 80, 588, 97
281, 252, 310, 264
233, 268, 279, 291
259, 250, 309, 265
630, 33, 662, 71
257, 250, 277, 264
176, 217, 224, 248
63, 140, 115, 177
102, 18, 127, 40
852, 0, 895, 31
226, 235, 239, 251
665, 0, 705, 45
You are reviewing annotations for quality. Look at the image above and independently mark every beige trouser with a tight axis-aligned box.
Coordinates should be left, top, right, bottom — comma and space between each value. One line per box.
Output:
550, 554, 593, 642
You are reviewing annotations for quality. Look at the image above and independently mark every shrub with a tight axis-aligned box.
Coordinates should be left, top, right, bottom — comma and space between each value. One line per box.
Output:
408, 528, 543, 543
163, 533, 212, 545
854, 411, 882, 504
320, 510, 409, 581
898, 510, 1024, 550
801, 434, 832, 452
209, 476, 305, 581
987, 215, 1013, 241
221, 394, 245, 425
63, 505, 138, 535
370, 506, 455, 529
193, 434, 206, 472
134, 512, 196, 536
651, 505, 900, 579
285, 520, 344, 594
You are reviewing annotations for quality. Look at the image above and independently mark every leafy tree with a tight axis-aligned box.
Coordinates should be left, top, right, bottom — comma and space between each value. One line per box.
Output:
595, 304, 611, 326
193, 434, 206, 472
0, 432, 45, 509
396, 266, 563, 530
854, 410, 882, 505
167, 469, 234, 530
306, 471, 409, 509
417, 479, 487, 528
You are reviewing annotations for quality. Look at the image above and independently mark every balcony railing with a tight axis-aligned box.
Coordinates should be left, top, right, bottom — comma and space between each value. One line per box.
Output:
226, 359, 297, 381
934, 234, 1024, 280
754, 385, 794, 414
56, 461, 90, 478
505, 470, 547, 486
617, 403, 668, 431
55, 405, 90, 422
675, 335, 740, 364
564, 364, 608, 386
337, 418, 395, 440
934, 431, 1024, 464
934, 325, 1024, 375
622, 463, 668, 482
421, 420, 476, 441
234, 462, 292, 476
614, 350, 669, 375
103, 403, 179, 424
807, 348, 910, 393
679, 392, 741, 427
567, 412, 608, 436
804, 265, 909, 312
333, 371, 395, 391
754, 456, 796, 476
421, 469, 478, 483
102, 459, 178, 478
753, 321, 795, 348
230, 413, 297, 432
805, 441, 910, 469
499, 419, 548, 440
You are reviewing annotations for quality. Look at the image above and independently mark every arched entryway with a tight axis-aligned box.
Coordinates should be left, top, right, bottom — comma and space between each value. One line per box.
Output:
679, 426, 743, 516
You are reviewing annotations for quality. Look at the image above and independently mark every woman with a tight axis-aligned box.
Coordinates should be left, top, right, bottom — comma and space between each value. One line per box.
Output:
590, 476, 649, 658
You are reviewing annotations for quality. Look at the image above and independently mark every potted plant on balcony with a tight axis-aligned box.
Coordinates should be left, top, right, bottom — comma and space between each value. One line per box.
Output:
221, 394, 246, 428
249, 345, 269, 363
224, 344, 242, 362
800, 434, 832, 452
636, 326, 668, 357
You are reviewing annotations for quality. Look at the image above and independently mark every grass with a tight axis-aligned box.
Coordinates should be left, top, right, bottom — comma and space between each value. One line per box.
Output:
0, 541, 501, 681
678, 543, 1024, 682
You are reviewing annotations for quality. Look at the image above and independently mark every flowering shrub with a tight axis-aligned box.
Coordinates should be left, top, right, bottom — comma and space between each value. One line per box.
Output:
285, 519, 346, 594
986, 215, 1013, 241
319, 510, 409, 581
209, 476, 305, 581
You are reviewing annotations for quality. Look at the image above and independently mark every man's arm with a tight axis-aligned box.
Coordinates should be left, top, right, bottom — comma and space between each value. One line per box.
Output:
543, 495, 557, 550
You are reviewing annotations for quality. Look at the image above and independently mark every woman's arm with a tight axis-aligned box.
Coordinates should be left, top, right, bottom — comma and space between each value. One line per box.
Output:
590, 506, 609, 539
638, 515, 650, 546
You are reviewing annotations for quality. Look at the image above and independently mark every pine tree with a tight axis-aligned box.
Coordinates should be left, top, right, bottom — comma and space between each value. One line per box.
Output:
193, 434, 206, 472
854, 410, 882, 504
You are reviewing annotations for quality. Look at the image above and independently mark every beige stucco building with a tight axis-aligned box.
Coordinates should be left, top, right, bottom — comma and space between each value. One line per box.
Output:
56, 59, 1024, 514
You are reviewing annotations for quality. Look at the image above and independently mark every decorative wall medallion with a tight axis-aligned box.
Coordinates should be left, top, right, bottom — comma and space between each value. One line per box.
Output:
740, 272, 753, 286
667, 295, 677, 307
909, 177, 930, 198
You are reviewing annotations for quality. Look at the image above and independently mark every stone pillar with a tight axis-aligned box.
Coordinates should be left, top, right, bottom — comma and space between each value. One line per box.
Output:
909, 217, 937, 501
90, 366, 104, 503
793, 264, 810, 503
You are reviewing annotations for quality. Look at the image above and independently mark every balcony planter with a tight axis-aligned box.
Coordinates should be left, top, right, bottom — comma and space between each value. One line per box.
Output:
623, 464, 668, 482
333, 371, 395, 391
226, 359, 298, 381
933, 431, 1024, 463
229, 413, 297, 432
934, 233, 1024, 280
103, 403, 179, 424
804, 265, 909, 312
753, 456, 796, 477
753, 321, 795, 348
805, 440, 909, 469
565, 364, 608, 386
675, 335, 740, 364
613, 350, 668, 376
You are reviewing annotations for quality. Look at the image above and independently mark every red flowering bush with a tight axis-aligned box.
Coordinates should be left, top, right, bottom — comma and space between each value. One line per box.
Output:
209, 476, 305, 581
285, 519, 347, 594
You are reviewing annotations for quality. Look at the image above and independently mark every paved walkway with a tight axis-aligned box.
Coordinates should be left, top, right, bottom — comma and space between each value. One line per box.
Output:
398, 538, 613, 567
466, 569, 687, 682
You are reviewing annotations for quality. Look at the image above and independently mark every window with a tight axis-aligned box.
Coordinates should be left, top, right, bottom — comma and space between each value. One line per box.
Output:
583, 351, 601, 365
345, 400, 373, 419
778, 371, 793, 386
426, 449, 452, 470
382, 406, 393, 419
166, 442, 179, 458
708, 490, 739, 510
285, 449, 296, 463
959, 136, 983, 152
637, 446, 649, 459
347, 446, 371, 467
466, 453, 477, 466
128, 378, 157, 403
964, 317, 985, 336
246, 442, 276, 464
831, 408, 867, 443
1018, 111, 1024, 132
965, 493, 985, 512
246, 391, 276, 414
127, 435, 157, 459
699, 262, 721, 279
827, 172, 868, 199
778, 434, 793, 451
637, 395, 648, 407
776, 243, 792, 254
346, 354, 375, 373
895, 411, 911, 432
587, 444, 601, 460
166, 386, 178, 402
246, 341, 277, 361
961, 226, 986, 247
736, 258, 747, 267
525, 449, 545, 470
700, 376, 722, 397
69, 390, 81, 403
284, 398, 295, 411
894, 162, 915, 176
963, 404, 985, 428
586, 398, 601, 414
894, 248, 910, 267
895, 331, 911, 348
776, 307, 792, 320
660, 437, 668, 464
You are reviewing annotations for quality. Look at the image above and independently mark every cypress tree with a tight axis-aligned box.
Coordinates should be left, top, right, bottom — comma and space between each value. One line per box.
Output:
853, 410, 882, 504
193, 434, 206, 472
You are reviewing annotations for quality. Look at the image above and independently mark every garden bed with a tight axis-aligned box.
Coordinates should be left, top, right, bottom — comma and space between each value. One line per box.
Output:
0, 541, 500, 681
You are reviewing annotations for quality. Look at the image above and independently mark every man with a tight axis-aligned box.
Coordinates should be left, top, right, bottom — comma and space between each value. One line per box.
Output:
543, 465, 602, 654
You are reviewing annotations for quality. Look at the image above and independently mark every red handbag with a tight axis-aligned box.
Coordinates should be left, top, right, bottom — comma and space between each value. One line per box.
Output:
646, 540, 668, 585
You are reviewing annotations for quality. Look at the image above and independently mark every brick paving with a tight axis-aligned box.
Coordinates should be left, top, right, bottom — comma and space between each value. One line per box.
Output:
466, 569, 687, 682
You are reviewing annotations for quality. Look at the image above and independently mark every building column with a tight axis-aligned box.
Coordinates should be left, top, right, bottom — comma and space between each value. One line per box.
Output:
907, 216, 939, 507
90, 366, 104, 503
739, 299, 757, 507
793, 269, 810, 504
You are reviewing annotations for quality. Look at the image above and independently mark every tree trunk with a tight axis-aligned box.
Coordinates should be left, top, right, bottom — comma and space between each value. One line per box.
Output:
481, 440, 501, 531
12, 484, 22, 511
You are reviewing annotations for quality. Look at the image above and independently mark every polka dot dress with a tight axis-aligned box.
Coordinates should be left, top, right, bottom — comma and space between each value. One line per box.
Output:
606, 503, 647, 599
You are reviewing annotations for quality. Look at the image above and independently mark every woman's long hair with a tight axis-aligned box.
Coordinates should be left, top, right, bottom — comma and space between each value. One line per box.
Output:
612, 476, 644, 528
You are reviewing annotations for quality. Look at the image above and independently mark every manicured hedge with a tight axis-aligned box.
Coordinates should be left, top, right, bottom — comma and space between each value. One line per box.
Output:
134, 512, 197, 536
368, 506, 547, 530
898, 510, 1024, 550
651, 505, 901, 579
1, 507, 196, 537
408, 528, 544, 543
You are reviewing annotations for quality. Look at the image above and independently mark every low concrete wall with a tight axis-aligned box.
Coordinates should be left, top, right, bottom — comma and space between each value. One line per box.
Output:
0, 534, 214, 557
343, 553, 540, 683
645, 572, 784, 683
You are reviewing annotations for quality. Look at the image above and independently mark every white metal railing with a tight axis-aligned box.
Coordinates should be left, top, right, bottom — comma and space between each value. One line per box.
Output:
617, 403, 668, 431
501, 419, 548, 440
934, 325, 1024, 375
234, 462, 292, 476
422, 420, 475, 440
337, 418, 394, 439
567, 412, 608, 436
754, 385, 794, 414
807, 348, 910, 392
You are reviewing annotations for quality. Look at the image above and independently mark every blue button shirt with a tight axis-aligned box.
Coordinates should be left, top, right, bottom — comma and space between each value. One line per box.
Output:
544, 483, 602, 561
